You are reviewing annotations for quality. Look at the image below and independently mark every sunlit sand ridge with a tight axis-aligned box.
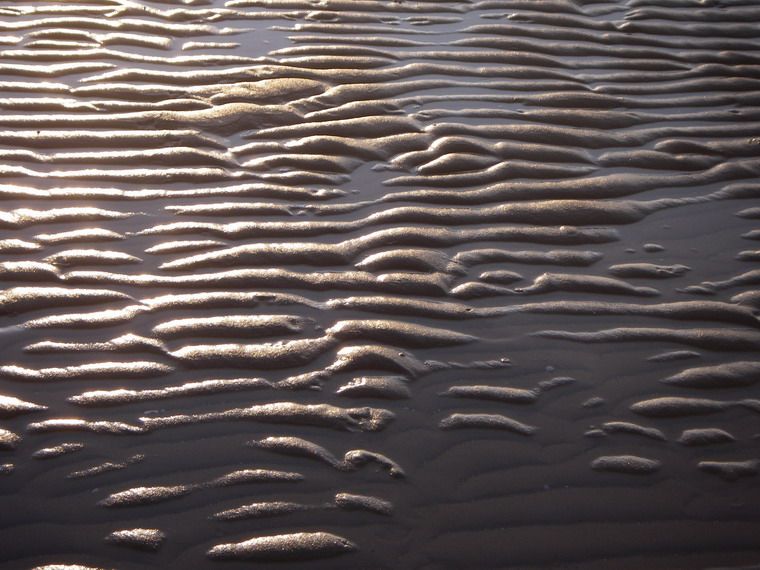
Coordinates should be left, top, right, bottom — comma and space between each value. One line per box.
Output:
1, 0, 760, 568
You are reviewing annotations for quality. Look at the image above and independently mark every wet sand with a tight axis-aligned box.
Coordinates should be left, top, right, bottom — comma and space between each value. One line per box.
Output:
1, 0, 760, 568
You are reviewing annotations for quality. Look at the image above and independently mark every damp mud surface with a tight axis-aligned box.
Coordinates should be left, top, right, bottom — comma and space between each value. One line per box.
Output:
1, 1, 760, 569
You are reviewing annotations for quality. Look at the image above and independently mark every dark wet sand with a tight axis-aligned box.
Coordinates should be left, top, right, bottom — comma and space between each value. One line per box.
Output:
1, 1, 760, 568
